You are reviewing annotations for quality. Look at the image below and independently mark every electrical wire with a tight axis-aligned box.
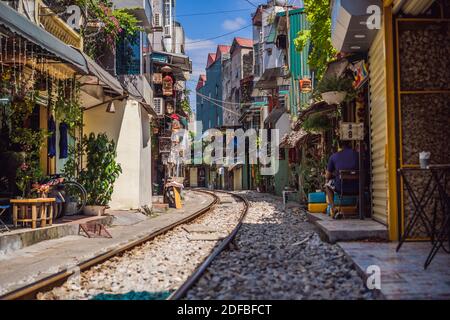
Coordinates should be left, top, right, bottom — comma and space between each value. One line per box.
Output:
185, 25, 252, 44
177, 9, 253, 17
196, 91, 243, 117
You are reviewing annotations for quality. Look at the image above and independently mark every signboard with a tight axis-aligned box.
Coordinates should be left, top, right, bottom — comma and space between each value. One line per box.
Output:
152, 53, 168, 64
340, 122, 364, 141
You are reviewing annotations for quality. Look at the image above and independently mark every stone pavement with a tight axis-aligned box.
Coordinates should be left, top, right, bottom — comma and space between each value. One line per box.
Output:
339, 242, 450, 300
0, 190, 215, 297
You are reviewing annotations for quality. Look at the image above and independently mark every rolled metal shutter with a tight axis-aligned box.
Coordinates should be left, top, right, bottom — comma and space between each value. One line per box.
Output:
369, 25, 389, 225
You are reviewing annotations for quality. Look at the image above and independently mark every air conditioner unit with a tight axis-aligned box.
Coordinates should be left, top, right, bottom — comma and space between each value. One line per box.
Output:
154, 98, 165, 116
164, 25, 171, 37
154, 13, 162, 28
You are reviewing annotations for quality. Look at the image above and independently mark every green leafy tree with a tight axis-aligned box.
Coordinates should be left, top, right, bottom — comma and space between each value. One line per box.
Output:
294, 0, 336, 81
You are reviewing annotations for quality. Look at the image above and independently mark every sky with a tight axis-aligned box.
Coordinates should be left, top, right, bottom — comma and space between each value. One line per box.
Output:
176, 0, 304, 112
176, 0, 254, 112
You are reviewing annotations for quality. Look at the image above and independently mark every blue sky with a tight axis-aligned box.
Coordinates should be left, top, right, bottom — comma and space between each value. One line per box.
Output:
176, 0, 254, 110
176, 0, 303, 111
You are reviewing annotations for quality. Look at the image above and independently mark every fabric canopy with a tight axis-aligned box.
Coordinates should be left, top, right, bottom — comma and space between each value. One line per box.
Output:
0, 2, 124, 96
77, 50, 124, 96
0, 2, 88, 74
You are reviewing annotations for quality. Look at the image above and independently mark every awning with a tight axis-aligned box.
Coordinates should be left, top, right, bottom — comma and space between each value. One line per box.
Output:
228, 163, 244, 172
254, 68, 287, 89
294, 101, 337, 131
0, 2, 87, 73
280, 129, 308, 149
394, 0, 436, 15
324, 58, 350, 79
119, 75, 157, 116
0, 2, 126, 97
264, 107, 287, 127
151, 50, 192, 73
331, 0, 382, 53
77, 50, 124, 96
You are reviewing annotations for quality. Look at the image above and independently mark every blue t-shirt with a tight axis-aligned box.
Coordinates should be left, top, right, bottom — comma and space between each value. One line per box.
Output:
327, 147, 359, 193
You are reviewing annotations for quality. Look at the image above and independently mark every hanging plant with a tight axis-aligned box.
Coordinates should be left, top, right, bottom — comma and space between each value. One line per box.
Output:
315, 76, 355, 104
54, 79, 83, 136
302, 114, 333, 133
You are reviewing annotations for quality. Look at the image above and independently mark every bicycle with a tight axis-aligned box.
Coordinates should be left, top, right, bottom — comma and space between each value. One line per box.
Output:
39, 175, 87, 219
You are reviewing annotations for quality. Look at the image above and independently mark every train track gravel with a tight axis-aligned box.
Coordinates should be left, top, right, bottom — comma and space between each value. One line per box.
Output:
185, 192, 377, 300
37, 192, 244, 300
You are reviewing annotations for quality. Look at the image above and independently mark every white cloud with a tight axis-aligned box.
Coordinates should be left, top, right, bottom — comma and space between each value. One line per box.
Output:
222, 17, 246, 31
185, 37, 217, 51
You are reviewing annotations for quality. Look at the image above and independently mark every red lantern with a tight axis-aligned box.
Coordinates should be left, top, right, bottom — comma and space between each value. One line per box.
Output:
299, 77, 312, 93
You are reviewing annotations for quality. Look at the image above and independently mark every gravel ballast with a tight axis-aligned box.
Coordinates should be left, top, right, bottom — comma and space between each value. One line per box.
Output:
185, 192, 377, 300
38, 192, 244, 300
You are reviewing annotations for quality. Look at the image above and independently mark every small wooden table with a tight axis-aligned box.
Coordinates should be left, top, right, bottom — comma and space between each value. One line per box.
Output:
10, 198, 56, 229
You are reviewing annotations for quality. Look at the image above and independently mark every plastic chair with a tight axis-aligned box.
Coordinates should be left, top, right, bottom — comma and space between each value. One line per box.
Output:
335, 170, 360, 219
0, 205, 10, 232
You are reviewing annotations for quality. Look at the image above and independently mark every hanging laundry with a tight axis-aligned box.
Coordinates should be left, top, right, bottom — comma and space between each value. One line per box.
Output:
59, 122, 69, 159
48, 115, 56, 158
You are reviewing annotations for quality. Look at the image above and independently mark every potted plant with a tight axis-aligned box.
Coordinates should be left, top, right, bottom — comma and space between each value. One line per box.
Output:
316, 76, 354, 105
79, 133, 122, 216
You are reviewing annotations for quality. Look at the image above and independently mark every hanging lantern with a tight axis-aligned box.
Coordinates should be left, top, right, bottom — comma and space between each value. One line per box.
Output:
161, 66, 172, 73
166, 101, 174, 114
299, 77, 312, 93
153, 73, 163, 84
162, 75, 174, 96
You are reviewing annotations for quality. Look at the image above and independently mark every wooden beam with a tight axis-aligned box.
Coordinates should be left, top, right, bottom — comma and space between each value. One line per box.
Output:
384, 5, 400, 241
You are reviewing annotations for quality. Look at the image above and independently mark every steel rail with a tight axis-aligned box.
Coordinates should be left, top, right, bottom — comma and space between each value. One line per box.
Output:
0, 190, 219, 300
169, 190, 249, 300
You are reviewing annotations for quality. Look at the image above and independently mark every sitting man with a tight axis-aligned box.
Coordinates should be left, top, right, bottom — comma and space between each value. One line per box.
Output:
325, 140, 359, 219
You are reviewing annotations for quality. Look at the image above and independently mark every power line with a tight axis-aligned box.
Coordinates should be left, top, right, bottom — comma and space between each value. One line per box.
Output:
185, 25, 252, 44
243, 0, 259, 8
177, 9, 253, 17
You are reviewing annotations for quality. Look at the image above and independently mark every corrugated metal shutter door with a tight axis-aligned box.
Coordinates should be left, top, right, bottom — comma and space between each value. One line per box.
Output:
369, 26, 389, 225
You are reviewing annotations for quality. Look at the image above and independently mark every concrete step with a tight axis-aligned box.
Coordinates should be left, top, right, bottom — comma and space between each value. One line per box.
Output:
306, 212, 388, 244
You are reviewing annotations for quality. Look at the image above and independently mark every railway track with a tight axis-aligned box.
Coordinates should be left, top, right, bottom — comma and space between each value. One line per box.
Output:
169, 191, 249, 300
0, 189, 248, 300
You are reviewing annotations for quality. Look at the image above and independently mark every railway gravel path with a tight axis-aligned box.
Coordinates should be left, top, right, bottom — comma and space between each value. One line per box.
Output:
38, 192, 244, 300
185, 192, 377, 300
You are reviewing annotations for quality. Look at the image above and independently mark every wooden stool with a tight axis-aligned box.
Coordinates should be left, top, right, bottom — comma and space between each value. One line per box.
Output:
10, 198, 56, 229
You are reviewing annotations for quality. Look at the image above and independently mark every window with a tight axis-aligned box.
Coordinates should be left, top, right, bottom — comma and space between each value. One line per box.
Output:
116, 32, 141, 75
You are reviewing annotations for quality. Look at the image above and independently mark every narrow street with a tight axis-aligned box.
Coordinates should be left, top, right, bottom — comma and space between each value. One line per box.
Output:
32, 191, 375, 300
0, 0, 449, 307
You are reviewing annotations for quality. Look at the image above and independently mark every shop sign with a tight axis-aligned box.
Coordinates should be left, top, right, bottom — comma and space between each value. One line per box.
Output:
163, 75, 174, 96
152, 53, 168, 64
340, 122, 364, 141
153, 73, 163, 84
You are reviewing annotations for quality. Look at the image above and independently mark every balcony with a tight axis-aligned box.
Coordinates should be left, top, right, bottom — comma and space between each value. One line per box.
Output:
38, 2, 83, 49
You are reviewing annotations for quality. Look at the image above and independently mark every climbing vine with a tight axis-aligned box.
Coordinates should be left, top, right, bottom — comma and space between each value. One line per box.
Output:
45, 0, 142, 61
294, 0, 336, 81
